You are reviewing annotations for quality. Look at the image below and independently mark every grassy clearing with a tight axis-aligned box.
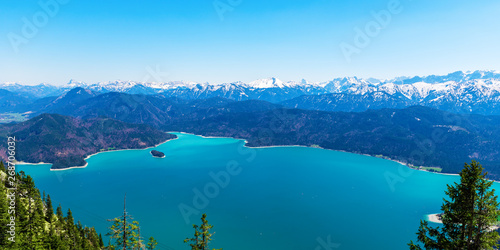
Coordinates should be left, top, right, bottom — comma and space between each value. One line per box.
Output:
420, 166, 443, 173
0, 112, 29, 123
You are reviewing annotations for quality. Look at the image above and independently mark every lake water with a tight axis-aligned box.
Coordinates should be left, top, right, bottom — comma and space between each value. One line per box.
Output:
18, 133, 495, 249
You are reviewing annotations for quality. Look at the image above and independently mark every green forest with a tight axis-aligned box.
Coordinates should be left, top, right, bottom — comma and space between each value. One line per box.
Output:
0, 162, 221, 250
3, 158, 500, 249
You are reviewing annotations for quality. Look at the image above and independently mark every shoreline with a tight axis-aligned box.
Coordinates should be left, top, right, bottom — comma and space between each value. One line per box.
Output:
16, 132, 493, 182
18, 134, 178, 171
83, 135, 178, 161
15, 161, 51, 166
51, 163, 88, 171
426, 213, 500, 231
426, 214, 443, 224
173, 132, 491, 182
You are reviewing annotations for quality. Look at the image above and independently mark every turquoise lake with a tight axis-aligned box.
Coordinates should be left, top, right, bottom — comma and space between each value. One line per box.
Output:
17, 133, 498, 249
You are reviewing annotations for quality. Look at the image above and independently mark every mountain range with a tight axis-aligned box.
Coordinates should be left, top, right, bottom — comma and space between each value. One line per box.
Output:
1, 88, 499, 178
1, 70, 500, 177
2, 70, 500, 115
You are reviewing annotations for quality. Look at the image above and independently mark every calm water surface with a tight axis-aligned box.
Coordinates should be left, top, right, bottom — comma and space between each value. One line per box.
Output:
18, 133, 491, 249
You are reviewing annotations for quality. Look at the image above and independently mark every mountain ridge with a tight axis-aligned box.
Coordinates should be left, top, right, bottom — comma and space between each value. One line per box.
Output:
3, 93, 499, 178
2, 70, 500, 115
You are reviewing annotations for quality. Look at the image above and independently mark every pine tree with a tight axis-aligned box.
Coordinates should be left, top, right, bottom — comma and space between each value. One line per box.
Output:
67, 208, 75, 226
184, 213, 222, 250
30, 193, 47, 248
146, 236, 158, 250
106, 217, 141, 249
106, 194, 138, 249
0, 166, 103, 250
56, 204, 64, 221
66, 208, 78, 248
46, 194, 54, 222
409, 161, 500, 249
99, 233, 104, 248
105, 194, 158, 250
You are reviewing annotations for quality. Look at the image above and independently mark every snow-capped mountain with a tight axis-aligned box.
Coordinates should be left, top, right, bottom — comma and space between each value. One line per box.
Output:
0, 82, 67, 98
58, 77, 327, 102
2, 70, 500, 115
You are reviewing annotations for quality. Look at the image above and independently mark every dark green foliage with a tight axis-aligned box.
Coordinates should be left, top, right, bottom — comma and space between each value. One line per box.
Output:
106, 195, 157, 249
0, 161, 224, 249
0, 162, 103, 249
46, 194, 53, 222
106, 217, 140, 249
99, 233, 104, 248
0, 162, 10, 246
409, 161, 500, 249
146, 236, 158, 250
184, 213, 222, 250
56, 203, 64, 221
150, 150, 165, 158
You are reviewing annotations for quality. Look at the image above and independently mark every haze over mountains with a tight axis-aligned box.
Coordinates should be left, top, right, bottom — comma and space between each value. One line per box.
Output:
2, 70, 500, 115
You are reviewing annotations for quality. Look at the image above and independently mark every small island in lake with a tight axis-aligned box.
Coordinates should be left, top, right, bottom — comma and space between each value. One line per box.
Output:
150, 150, 165, 158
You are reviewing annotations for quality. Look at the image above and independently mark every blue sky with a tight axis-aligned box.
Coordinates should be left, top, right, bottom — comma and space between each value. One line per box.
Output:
1, 0, 499, 85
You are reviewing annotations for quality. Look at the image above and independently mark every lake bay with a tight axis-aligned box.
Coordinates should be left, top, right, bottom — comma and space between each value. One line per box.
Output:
18, 133, 491, 249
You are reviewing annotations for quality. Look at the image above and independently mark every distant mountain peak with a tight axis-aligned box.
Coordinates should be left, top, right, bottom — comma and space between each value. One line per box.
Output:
2, 70, 500, 114
246, 77, 285, 88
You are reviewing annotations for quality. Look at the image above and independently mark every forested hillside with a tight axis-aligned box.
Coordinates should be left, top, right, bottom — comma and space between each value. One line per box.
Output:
0, 114, 175, 169
0, 162, 104, 249
167, 106, 500, 178
1, 90, 500, 178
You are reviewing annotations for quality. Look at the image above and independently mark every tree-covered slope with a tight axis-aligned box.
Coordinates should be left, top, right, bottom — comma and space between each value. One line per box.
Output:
2, 89, 500, 178
0, 162, 104, 249
167, 106, 500, 179
0, 114, 174, 169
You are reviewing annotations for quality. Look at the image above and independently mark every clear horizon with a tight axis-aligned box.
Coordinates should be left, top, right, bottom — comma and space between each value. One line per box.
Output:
1, 0, 499, 85
2, 69, 500, 87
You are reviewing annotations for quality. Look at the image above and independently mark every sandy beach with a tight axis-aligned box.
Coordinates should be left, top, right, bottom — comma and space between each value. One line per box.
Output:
427, 214, 443, 224
427, 213, 499, 231
15, 161, 50, 166
50, 163, 88, 171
